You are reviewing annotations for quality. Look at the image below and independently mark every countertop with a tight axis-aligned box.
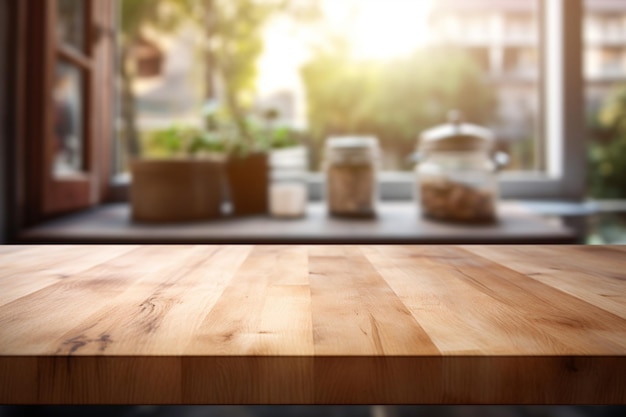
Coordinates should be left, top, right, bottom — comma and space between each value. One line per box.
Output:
1, 244, 625, 404
18, 202, 576, 244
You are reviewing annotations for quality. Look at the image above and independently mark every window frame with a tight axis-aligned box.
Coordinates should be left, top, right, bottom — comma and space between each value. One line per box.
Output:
108, 0, 586, 203
14, 0, 117, 228
43, 0, 96, 214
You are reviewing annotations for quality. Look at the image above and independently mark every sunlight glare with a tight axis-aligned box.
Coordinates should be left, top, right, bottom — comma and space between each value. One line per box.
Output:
255, 0, 435, 124
325, 0, 435, 60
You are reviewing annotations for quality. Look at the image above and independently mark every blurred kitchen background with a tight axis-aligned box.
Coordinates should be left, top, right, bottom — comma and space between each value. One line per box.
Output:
1, 0, 626, 243
115, 0, 626, 175
124, 0, 626, 244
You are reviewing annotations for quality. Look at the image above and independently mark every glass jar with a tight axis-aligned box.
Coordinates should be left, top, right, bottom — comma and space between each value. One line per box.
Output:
325, 136, 379, 218
415, 111, 508, 223
269, 145, 308, 218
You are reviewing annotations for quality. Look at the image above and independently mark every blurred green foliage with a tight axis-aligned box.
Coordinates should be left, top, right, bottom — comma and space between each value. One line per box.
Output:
265, 126, 302, 149
300, 43, 498, 168
119, 0, 197, 158
202, 99, 302, 153
121, 0, 190, 41
143, 125, 225, 157
589, 84, 626, 199
197, 0, 281, 142
121, 0, 319, 159
142, 121, 302, 159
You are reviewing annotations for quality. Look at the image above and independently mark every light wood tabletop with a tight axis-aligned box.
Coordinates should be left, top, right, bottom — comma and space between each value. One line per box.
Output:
0, 245, 625, 404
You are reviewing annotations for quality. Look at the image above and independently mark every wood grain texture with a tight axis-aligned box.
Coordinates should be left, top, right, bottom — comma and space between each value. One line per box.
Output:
0, 245, 625, 404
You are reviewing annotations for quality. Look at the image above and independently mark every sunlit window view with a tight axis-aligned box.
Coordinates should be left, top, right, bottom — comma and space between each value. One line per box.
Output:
112, 0, 626, 206
115, 0, 543, 174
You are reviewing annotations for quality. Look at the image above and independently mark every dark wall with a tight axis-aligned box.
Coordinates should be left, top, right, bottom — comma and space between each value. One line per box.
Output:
0, 0, 8, 243
0, 0, 17, 243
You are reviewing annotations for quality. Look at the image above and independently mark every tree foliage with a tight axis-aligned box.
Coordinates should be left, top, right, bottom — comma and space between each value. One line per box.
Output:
120, 0, 190, 40
300, 43, 498, 168
589, 84, 626, 198
119, 0, 195, 158
120, 0, 319, 157
197, 0, 319, 143
201, 0, 282, 143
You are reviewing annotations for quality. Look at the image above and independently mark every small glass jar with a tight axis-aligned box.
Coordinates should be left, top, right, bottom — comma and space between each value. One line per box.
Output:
325, 136, 379, 218
415, 112, 508, 223
269, 145, 308, 218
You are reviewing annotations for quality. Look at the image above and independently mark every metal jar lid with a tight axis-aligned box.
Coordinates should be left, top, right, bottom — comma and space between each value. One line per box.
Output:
418, 110, 494, 152
326, 136, 379, 165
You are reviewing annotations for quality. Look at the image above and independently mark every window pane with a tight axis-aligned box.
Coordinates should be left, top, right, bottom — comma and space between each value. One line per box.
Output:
115, 0, 541, 175
53, 61, 84, 176
584, 0, 626, 199
427, 0, 540, 172
57, 0, 85, 51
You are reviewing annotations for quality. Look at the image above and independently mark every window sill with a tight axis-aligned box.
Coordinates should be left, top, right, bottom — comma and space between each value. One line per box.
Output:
18, 201, 577, 244
110, 171, 585, 202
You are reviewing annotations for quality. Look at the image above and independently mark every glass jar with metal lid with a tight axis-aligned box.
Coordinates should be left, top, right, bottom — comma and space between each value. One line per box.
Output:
414, 111, 508, 223
325, 136, 379, 217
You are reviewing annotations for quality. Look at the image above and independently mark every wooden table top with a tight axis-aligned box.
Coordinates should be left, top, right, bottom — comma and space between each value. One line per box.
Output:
1, 244, 625, 404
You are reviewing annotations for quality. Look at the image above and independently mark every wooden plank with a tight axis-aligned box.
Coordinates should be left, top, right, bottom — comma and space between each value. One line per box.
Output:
0, 357, 38, 403
462, 245, 626, 320
0, 245, 204, 354
438, 356, 626, 403
46, 245, 241, 355
35, 356, 181, 404
182, 356, 314, 404
0, 245, 139, 307
186, 245, 314, 356
148, 245, 254, 354
362, 245, 573, 354
309, 247, 439, 356
424, 246, 626, 354
0, 245, 82, 270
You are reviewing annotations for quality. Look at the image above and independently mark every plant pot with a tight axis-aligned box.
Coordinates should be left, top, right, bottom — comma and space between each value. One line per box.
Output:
130, 159, 224, 223
226, 152, 269, 216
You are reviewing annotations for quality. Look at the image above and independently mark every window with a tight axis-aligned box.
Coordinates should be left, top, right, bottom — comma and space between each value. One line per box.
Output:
17, 0, 116, 225
109, 0, 586, 201
8, 0, 600, 236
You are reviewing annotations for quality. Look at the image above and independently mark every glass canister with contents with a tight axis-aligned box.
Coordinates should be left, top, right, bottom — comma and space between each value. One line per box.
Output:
325, 136, 379, 218
269, 145, 308, 218
415, 111, 508, 223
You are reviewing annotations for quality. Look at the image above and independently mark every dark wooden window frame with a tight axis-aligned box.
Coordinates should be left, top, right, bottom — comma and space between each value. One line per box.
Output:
16, 0, 116, 228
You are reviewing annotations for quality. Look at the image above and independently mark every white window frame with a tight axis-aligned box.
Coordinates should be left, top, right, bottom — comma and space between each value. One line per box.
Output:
111, 0, 586, 202
502, 0, 585, 200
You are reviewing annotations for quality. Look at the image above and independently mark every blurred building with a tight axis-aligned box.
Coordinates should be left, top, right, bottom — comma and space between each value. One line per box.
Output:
585, 0, 626, 111
428, 0, 626, 143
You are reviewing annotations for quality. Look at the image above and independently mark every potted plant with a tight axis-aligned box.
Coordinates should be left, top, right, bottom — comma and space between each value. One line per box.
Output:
223, 112, 310, 217
130, 125, 226, 223
221, 123, 270, 217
